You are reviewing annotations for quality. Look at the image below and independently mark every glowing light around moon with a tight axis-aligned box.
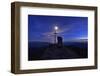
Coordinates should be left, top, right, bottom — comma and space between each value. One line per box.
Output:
54, 26, 58, 30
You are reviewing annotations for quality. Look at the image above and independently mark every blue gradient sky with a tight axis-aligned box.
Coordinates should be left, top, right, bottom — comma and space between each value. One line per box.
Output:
28, 15, 88, 43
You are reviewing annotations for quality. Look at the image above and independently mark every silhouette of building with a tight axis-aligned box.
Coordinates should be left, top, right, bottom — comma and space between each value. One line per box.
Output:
57, 36, 63, 47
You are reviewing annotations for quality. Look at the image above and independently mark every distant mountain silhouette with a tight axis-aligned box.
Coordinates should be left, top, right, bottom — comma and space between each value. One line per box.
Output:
64, 42, 87, 48
64, 39, 88, 48
29, 39, 87, 47
29, 41, 51, 48
64, 39, 87, 42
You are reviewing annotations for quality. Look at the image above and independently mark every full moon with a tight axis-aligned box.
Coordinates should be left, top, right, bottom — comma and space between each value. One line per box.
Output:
54, 26, 58, 30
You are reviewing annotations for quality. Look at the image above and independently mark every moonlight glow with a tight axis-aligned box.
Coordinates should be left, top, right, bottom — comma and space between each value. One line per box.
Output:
28, 15, 88, 42
54, 26, 58, 30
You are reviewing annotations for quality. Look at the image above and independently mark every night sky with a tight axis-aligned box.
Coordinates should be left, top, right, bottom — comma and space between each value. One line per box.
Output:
28, 15, 88, 43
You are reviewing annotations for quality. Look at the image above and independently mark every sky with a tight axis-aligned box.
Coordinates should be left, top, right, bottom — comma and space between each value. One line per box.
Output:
28, 15, 88, 43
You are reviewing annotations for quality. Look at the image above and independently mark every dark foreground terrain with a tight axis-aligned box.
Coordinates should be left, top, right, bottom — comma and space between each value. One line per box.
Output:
28, 41, 88, 60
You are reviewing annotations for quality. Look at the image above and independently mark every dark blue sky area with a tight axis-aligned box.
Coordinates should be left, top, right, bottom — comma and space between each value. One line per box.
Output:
28, 15, 88, 43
